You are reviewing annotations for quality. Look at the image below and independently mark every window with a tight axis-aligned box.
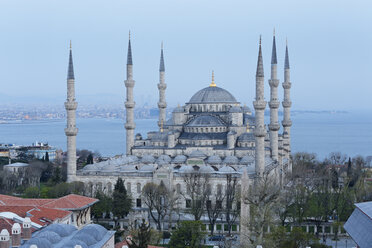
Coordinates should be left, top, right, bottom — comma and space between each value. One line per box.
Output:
176, 184, 181, 194
137, 183, 141, 194
207, 184, 211, 195
217, 184, 222, 195
186, 199, 191, 208
136, 198, 142, 208
127, 182, 131, 193
206, 200, 212, 209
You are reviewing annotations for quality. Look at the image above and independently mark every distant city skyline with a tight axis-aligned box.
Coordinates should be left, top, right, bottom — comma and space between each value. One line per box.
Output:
0, 0, 371, 111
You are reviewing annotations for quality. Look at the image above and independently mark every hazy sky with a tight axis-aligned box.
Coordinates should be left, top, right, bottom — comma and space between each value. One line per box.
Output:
0, 0, 371, 111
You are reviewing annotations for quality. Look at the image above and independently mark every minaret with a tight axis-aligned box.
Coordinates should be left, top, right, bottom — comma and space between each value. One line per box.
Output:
268, 30, 280, 161
282, 41, 292, 155
157, 42, 167, 128
125, 32, 136, 155
65, 41, 78, 182
253, 37, 267, 177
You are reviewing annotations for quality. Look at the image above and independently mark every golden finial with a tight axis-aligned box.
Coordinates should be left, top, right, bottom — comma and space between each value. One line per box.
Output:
246, 123, 250, 133
160, 120, 164, 133
69, 40, 72, 50
209, 70, 216, 87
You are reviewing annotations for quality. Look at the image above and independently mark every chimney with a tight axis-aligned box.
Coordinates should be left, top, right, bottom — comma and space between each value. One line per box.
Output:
11, 223, 21, 247
0, 229, 10, 248
22, 217, 32, 240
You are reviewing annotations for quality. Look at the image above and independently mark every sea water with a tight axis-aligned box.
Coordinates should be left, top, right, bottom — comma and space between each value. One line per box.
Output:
0, 112, 371, 159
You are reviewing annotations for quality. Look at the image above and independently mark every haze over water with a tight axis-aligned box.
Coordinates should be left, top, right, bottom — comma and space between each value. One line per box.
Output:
1, 111, 371, 160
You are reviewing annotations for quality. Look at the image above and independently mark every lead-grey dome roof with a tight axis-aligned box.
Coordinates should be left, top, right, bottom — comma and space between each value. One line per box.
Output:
188, 86, 237, 104
187, 115, 225, 127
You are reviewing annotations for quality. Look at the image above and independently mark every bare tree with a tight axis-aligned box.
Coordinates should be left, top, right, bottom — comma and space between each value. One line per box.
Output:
224, 174, 239, 236
206, 183, 225, 235
244, 173, 280, 245
325, 152, 347, 165
182, 171, 210, 221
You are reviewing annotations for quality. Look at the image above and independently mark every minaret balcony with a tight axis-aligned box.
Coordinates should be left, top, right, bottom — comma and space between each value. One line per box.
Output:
282, 101, 292, 108
254, 126, 266, 137
282, 82, 291, 89
65, 127, 78, 136
125, 101, 135, 108
269, 123, 280, 131
253, 100, 267, 110
269, 100, 280, 108
64, 102, 78, 110
157, 83, 167, 90
125, 123, 136, 130
269, 79, 279, 87
125, 80, 135, 87
282, 120, 292, 127
157, 102, 167, 108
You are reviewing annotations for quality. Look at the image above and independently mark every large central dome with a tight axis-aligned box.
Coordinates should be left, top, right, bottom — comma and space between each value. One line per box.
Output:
188, 86, 238, 104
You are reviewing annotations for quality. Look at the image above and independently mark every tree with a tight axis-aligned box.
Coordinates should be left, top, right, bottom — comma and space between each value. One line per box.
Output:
24, 186, 40, 198
182, 172, 209, 220
206, 184, 224, 236
87, 154, 94, 164
224, 174, 239, 235
92, 191, 113, 220
142, 181, 177, 230
45, 152, 49, 162
112, 177, 132, 227
325, 152, 347, 165
244, 173, 280, 245
168, 221, 205, 248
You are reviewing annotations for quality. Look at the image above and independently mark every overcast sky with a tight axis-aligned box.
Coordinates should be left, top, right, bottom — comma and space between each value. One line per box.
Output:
0, 0, 371, 111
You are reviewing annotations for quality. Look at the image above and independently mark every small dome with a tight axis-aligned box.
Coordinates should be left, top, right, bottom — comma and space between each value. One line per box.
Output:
79, 224, 108, 241
188, 86, 237, 104
120, 165, 137, 172
82, 164, 97, 171
71, 233, 97, 246
207, 155, 222, 165
199, 165, 215, 173
0, 229, 9, 236
242, 105, 252, 113
178, 165, 194, 173
25, 237, 53, 248
43, 224, 76, 237
151, 132, 168, 142
238, 132, 255, 142
135, 133, 142, 140
239, 164, 255, 173
189, 150, 207, 159
173, 155, 187, 164
187, 115, 225, 127
36, 231, 62, 244
141, 154, 155, 164
229, 106, 242, 113
223, 156, 239, 165
139, 164, 156, 172
240, 155, 254, 165
157, 155, 171, 164
173, 106, 184, 113
219, 165, 236, 173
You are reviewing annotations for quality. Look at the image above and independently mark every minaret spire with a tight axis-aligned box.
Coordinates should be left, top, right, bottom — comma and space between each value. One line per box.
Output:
65, 41, 78, 182
209, 70, 216, 87
269, 30, 280, 162
282, 41, 292, 165
253, 36, 267, 177
125, 32, 136, 155
157, 42, 167, 129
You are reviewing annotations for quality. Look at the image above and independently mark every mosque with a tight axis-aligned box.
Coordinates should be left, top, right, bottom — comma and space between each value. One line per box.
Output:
64, 33, 293, 239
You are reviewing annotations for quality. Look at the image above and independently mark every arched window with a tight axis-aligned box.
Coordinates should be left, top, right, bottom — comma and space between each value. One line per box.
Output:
127, 182, 131, 193
137, 183, 141, 194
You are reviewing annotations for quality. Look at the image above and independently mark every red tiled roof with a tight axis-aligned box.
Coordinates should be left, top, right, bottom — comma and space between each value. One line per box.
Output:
41, 194, 98, 210
0, 206, 71, 226
0, 194, 98, 210
0, 217, 15, 234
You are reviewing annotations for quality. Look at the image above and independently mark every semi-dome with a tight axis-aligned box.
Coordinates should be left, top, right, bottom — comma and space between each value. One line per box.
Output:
187, 115, 225, 127
188, 86, 237, 104
207, 155, 222, 165
173, 155, 187, 164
